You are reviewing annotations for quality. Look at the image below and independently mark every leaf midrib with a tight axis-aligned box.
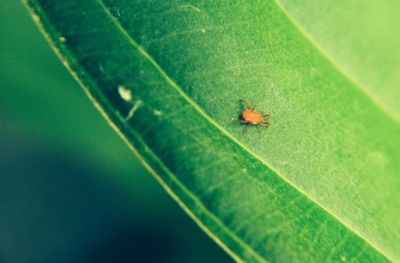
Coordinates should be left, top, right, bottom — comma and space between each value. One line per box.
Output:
272, 0, 400, 125
25, 0, 269, 261
96, 0, 391, 260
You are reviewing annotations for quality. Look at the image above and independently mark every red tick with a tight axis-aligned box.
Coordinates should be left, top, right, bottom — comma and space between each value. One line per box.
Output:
240, 99, 271, 128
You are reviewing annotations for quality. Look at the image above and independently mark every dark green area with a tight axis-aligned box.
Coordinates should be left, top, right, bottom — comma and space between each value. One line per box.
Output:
0, 1, 231, 262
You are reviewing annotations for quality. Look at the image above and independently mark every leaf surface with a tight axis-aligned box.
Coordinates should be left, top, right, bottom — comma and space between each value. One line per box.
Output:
25, 0, 400, 262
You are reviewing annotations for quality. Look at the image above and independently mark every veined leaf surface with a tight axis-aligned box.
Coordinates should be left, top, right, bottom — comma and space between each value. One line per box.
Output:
25, 0, 400, 262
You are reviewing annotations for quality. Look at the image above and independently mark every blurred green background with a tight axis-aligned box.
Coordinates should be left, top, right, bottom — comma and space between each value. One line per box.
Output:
0, 1, 231, 262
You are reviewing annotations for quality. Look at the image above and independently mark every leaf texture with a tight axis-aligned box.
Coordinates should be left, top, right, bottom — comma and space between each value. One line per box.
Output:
25, 0, 400, 262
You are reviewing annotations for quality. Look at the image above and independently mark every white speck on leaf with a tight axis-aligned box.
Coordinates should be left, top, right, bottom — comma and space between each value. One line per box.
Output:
154, 110, 163, 116
201, 29, 206, 33
118, 85, 132, 102
98, 63, 105, 73
125, 100, 143, 120
59, 36, 66, 42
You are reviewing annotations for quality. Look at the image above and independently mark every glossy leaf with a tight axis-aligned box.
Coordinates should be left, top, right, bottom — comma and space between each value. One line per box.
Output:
25, 0, 400, 262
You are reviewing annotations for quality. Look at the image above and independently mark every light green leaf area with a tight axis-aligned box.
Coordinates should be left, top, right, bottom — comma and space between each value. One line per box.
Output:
277, 0, 400, 121
25, 0, 400, 262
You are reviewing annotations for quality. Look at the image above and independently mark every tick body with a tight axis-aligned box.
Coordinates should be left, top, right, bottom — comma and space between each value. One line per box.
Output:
240, 99, 271, 127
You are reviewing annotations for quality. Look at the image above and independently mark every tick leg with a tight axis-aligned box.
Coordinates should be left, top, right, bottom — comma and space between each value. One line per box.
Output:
240, 120, 248, 123
263, 122, 271, 127
240, 98, 251, 109
261, 112, 270, 119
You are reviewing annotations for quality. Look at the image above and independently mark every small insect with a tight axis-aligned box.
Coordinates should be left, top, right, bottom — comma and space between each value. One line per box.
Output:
239, 98, 271, 128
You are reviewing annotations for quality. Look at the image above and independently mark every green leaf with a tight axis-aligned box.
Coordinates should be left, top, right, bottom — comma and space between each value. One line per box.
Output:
276, 0, 400, 121
24, 0, 400, 262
